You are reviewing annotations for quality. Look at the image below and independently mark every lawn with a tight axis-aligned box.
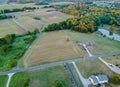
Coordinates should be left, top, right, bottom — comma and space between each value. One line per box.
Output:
69, 31, 120, 55
75, 59, 120, 87
76, 59, 114, 78
0, 19, 22, 37
9, 65, 75, 87
0, 75, 8, 87
22, 30, 87, 67
70, 64, 83, 87
104, 55, 120, 68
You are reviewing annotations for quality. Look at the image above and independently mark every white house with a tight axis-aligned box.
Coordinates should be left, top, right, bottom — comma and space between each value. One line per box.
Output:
89, 74, 109, 85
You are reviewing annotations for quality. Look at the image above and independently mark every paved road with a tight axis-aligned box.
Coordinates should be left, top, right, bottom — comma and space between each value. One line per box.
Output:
6, 73, 15, 87
65, 63, 80, 87
72, 62, 88, 87
99, 29, 120, 41
0, 52, 120, 75
99, 57, 120, 74
81, 43, 120, 74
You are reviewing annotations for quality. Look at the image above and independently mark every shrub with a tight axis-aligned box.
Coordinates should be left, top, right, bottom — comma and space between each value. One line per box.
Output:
7, 59, 17, 68
24, 77, 30, 87
54, 80, 65, 87
110, 74, 120, 84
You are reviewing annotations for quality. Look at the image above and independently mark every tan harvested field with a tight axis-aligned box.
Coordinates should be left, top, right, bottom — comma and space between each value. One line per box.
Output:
23, 30, 87, 67
13, 16, 44, 31
0, 4, 72, 36
8, 8, 72, 31
0, 19, 22, 37
29, 8, 72, 23
0, 3, 42, 10
104, 55, 120, 68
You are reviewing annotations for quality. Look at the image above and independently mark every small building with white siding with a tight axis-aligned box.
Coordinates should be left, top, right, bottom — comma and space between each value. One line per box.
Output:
89, 74, 109, 85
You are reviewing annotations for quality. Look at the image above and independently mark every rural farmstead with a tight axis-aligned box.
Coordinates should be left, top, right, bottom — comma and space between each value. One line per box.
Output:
0, 0, 120, 87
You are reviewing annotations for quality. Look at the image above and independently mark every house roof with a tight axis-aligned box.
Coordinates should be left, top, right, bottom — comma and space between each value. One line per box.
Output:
89, 74, 109, 85
89, 75, 99, 84
97, 74, 108, 81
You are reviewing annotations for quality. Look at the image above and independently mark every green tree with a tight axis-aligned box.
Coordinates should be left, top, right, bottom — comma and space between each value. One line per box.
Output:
111, 74, 120, 84
7, 59, 17, 68
109, 24, 115, 35
33, 28, 40, 34
54, 80, 65, 87
4, 34, 12, 44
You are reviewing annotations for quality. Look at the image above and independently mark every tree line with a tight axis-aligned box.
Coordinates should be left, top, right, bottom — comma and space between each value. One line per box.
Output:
0, 28, 40, 70
0, 7, 39, 14
52, 4, 120, 26
0, 14, 12, 20
44, 17, 97, 33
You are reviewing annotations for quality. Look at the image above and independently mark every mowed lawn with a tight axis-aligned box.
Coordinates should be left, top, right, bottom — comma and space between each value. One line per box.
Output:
69, 31, 120, 55
76, 59, 115, 78
104, 55, 120, 68
23, 30, 87, 67
9, 65, 75, 87
75, 59, 120, 87
0, 19, 22, 37
0, 75, 8, 87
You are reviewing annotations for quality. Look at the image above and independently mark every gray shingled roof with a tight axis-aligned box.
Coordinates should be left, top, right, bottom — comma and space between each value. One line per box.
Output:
97, 74, 108, 81
90, 75, 99, 84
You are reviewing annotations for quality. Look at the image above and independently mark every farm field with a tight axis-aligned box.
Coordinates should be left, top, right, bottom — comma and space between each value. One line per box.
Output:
0, 19, 23, 37
75, 59, 120, 87
22, 30, 87, 67
50, 2, 74, 5
69, 31, 120, 55
7, 8, 72, 32
0, 75, 8, 87
14, 8, 71, 31
0, 5, 72, 36
104, 55, 120, 68
9, 65, 75, 87
0, 3, 42, 10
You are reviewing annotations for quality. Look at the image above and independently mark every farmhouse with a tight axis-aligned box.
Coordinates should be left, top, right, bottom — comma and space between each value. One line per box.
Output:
89, 74, 109, 85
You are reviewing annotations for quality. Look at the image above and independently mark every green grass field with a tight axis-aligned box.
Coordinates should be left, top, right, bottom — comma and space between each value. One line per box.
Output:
76, 59, 115, 78
69, 31, 120, 55
75, 59, 120, 87
70, 64, 83, 87
9, 65, 75, 87
104, 55, 120, 68
0, 75, 8, 87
